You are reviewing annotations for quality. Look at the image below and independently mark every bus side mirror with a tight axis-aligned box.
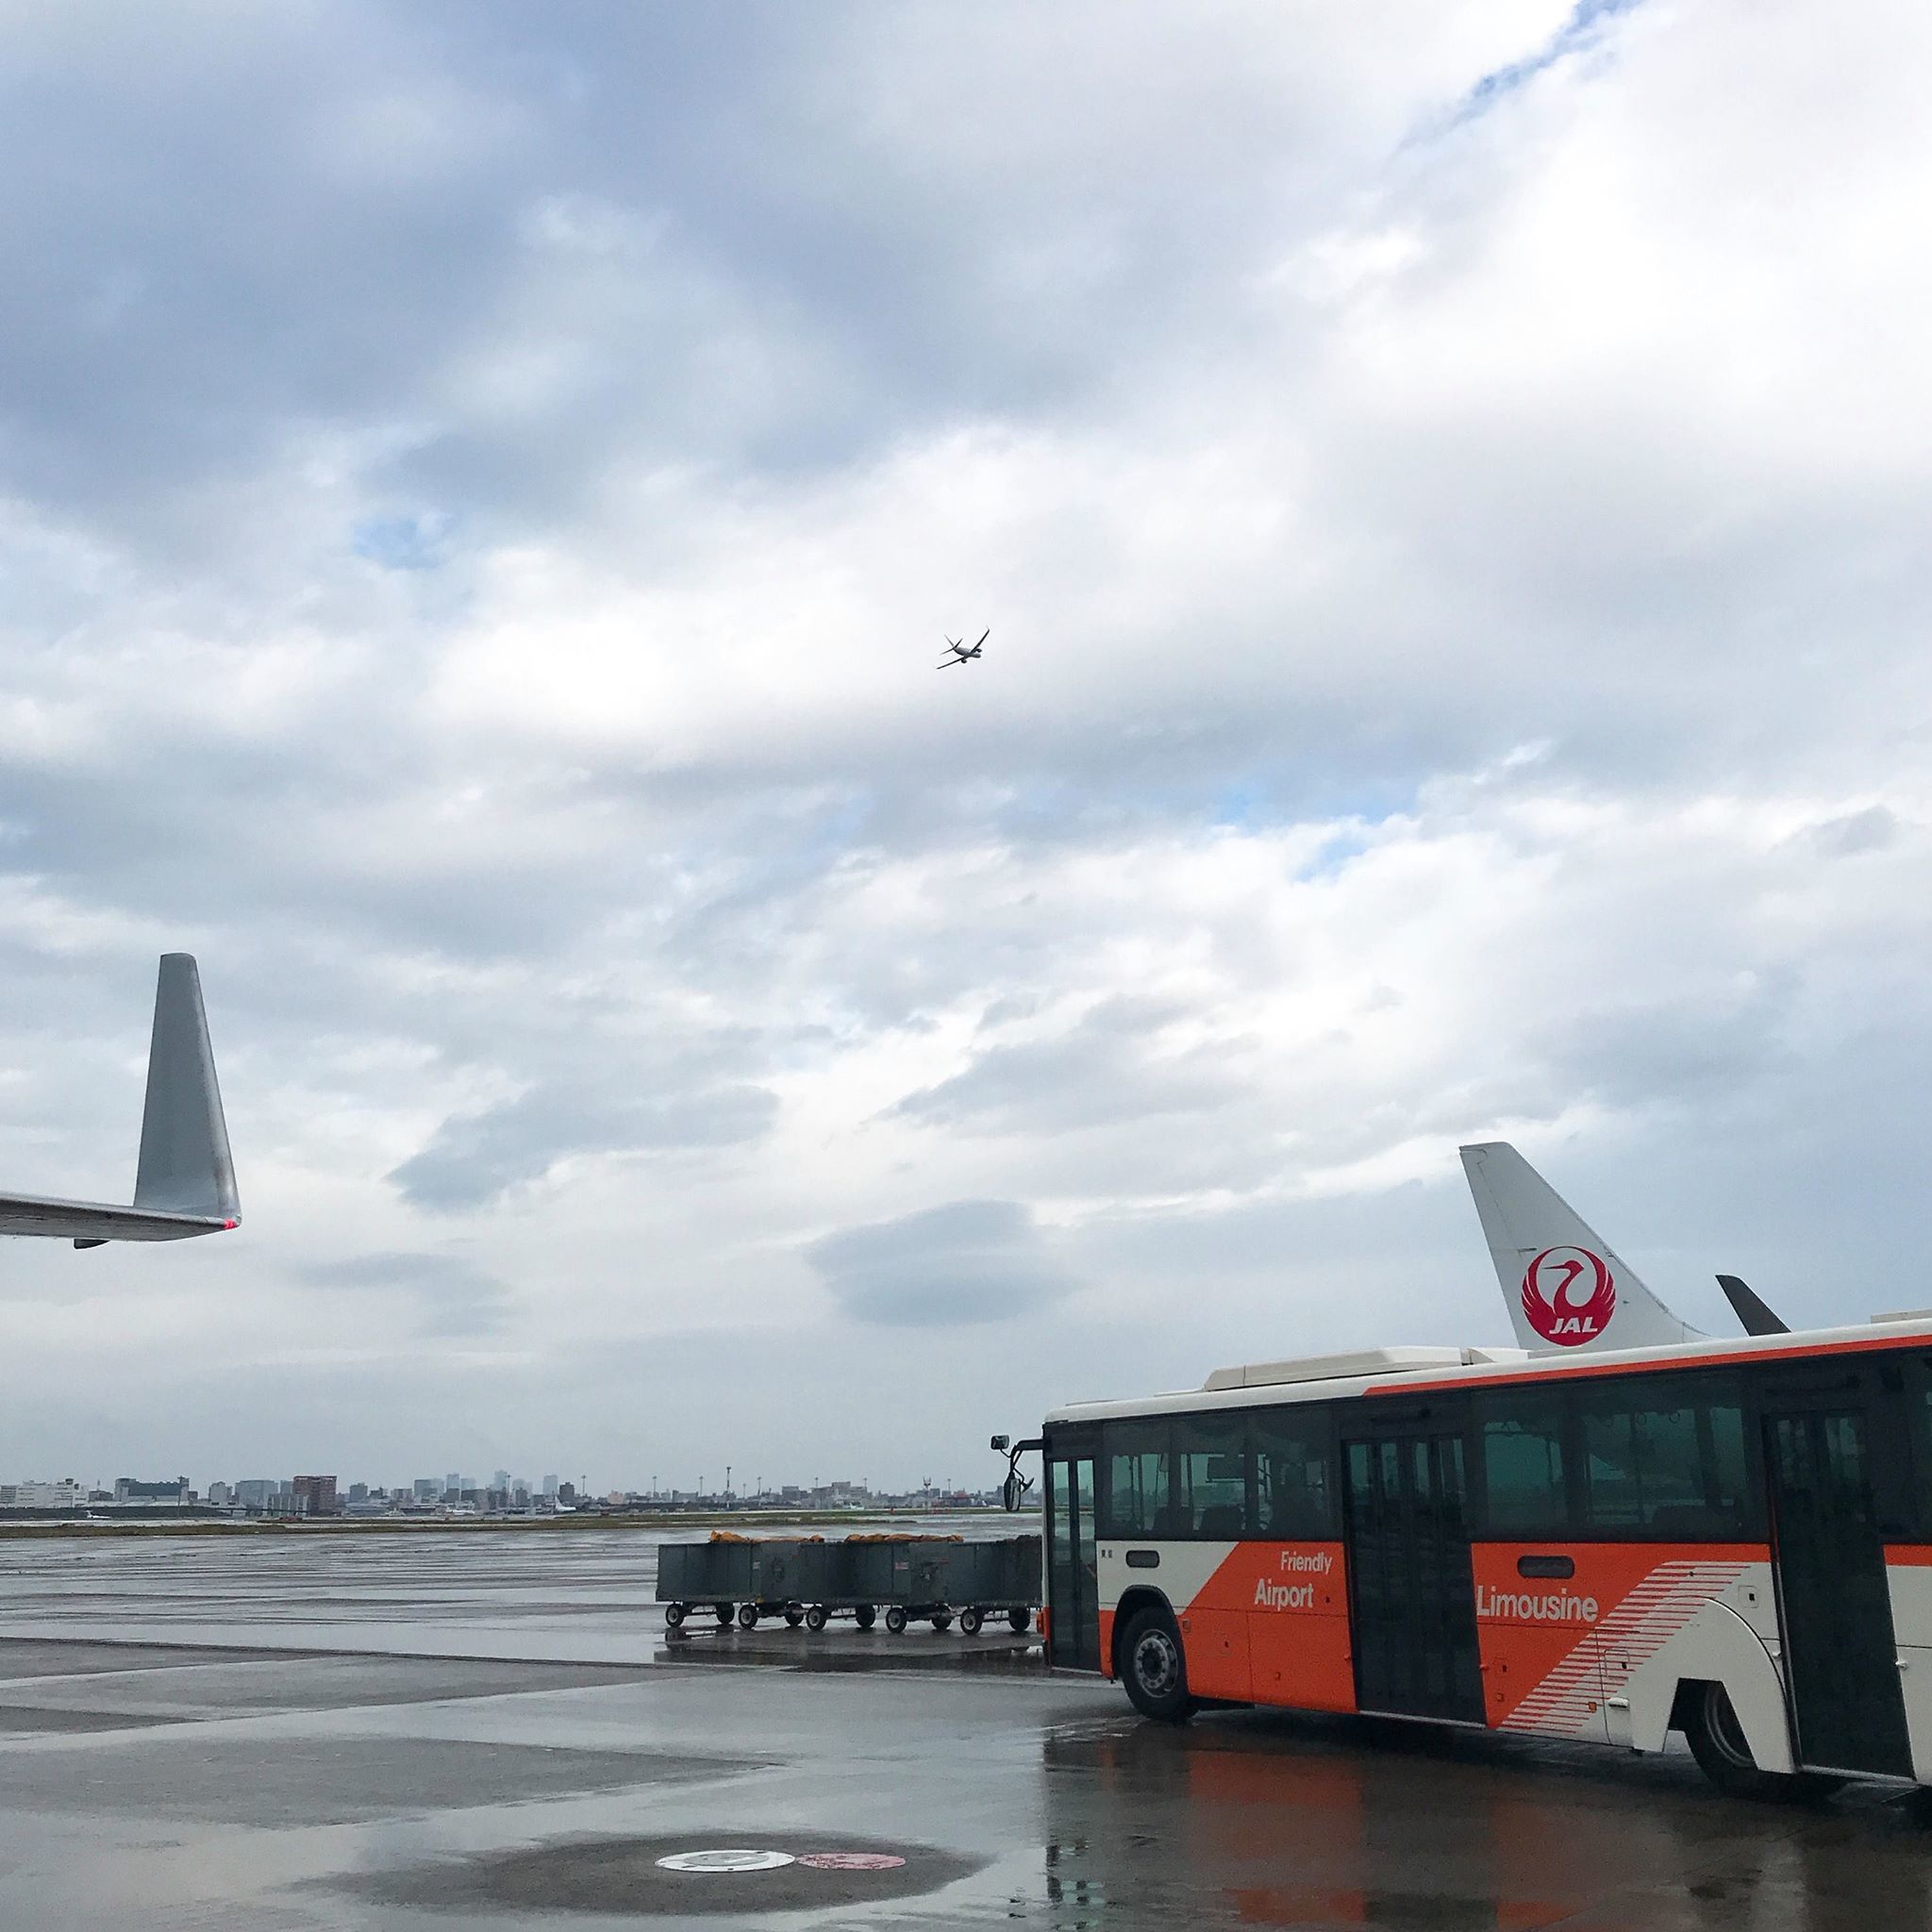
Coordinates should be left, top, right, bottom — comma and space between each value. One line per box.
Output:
1003, 1471, 1026, 1513
990, 1434, 1010, 1453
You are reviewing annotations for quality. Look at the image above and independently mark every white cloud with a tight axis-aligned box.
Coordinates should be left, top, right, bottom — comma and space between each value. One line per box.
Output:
0, 0, 1926, 1487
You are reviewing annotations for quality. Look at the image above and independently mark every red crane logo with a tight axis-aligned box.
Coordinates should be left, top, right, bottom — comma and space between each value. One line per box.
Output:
1521, 1245, 1616, 1346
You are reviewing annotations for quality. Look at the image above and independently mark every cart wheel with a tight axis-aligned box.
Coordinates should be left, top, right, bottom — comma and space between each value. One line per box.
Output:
714, 1603, 733, 1627
664, 1602, 687, 1629
736, 1602, 759, 1630
784, 1607, 805, 1627
958, 1607, 983, 1637
884, 1606, 908, 1635
805, 1604, 829, 1633
932, 1610, 954, 1632
1008, 1607, 1031, 1634
855, 1604, 877, 1630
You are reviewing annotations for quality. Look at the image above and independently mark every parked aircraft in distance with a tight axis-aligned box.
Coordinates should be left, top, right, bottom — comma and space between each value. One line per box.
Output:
937, 628, 989, 668
0, 954, 239, 1248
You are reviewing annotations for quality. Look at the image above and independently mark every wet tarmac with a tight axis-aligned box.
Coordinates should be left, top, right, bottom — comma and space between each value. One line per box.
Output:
0, 1529, 1926, 1926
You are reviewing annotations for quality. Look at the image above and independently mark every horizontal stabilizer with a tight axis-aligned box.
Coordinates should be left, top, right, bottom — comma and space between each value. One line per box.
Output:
1459, 1141, 1702, 1355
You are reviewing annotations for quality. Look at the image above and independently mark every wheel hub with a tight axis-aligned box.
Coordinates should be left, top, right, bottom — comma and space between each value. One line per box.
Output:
1133, 1630, 1180, 1697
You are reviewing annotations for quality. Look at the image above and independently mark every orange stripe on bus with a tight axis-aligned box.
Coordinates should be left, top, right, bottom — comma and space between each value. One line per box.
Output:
1371, 1326, 1932, 1396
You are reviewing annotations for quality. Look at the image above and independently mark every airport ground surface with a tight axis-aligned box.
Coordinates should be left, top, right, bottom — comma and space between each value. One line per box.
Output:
0, 1532, 1924, 1928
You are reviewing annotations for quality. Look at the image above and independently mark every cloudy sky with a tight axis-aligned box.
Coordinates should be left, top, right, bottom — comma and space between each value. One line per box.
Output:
1, 0, 1928, 1492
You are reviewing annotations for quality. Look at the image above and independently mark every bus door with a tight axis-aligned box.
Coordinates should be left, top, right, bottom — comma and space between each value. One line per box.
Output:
1760, 1374, 1912, 1776
1343, 1424, 1484, 1723
1046, 1431, 1101, 1672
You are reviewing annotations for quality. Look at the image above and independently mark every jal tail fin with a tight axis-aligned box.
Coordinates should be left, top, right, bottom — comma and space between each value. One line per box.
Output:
1459, 1141, 1700, 1354
132, 955, 239, 1222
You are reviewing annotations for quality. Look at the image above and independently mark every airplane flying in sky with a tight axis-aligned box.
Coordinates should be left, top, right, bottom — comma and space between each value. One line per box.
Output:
0, 954, 240, 1248
937, 628, 989, 668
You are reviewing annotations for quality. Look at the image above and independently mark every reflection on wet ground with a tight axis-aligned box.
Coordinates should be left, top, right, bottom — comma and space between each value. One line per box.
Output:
0, 1530, 1924, 1926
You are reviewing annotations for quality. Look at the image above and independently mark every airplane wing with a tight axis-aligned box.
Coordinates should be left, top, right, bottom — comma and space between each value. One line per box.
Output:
2, 954, 241, 1248
0, 1193, 234, 1244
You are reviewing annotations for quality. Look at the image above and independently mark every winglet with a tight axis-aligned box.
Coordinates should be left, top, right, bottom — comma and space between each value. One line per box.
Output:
1459, 1141, 1701, 1354
1716, 1273, 1789, 1337
133, 955, 239, 1223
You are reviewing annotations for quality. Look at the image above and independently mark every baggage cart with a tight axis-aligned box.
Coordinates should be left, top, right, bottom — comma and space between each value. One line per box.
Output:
658, 1530, 1042, 1637
657, 1535, 754, 1629
941, 1534, 1041, 1636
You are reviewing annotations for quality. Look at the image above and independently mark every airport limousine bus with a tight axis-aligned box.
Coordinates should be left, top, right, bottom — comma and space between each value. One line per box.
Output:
1031, 1143, 1932, 1796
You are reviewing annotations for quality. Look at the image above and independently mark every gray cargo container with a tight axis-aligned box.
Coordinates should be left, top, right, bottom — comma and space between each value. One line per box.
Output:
658, 1531, 1041, 1636
657, 1539, 754, 1628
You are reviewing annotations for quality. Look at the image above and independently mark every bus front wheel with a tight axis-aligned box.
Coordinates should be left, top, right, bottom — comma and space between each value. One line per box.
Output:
1120, 1606, 1193, 1724
1681, 1681, 1797, 1800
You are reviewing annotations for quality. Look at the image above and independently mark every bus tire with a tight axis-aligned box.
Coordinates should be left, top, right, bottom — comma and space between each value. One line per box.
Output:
885, 1606, 908, 1634
1120, 1606, 1193, 1723
856, 1604, 877, 1629
1008, 1607, 1031, 1634
784, 1607, 805, 1627
713, 1603, 733, 1627
958, 1607, 983, 1636
805, 1604, 829, 1632
736, 1602, 759, 1630
663, 1602, 686, 1629
1681, 1681, 1795, 1800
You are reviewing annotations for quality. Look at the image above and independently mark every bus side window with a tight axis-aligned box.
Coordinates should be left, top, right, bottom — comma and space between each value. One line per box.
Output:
1174, 1410, 1246, 1539
1250, 1407, 1333, 1539
1478, 1395, 1569, 1535
1102, 1419, 1171, 1539
1580, 1375, 1751, 1537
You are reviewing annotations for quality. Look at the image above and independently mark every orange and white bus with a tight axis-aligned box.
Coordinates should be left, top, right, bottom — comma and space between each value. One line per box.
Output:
1028, 1142, 1932, 1796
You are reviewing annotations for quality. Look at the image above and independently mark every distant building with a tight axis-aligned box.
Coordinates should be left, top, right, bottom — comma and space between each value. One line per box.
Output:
207, 1481, 234, 1508
234, 1478, 277, 1512
541, 1474, 558, 1498
347, 1482, 369, 1504
0, 1479, 86, 1510
413, 1477, 441, 1503
557, 1481, 576, 1504
113, 1476, 189, 1503
291, 1475, 338, 1517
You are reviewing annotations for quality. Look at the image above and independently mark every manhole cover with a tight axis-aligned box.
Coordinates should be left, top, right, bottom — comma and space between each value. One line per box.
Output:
349, 1831, 978, 1914
656, 1849, 795, 1874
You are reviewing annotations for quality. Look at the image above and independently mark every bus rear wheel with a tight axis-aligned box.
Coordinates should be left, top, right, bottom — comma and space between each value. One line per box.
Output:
1681, 1681, 1796, 1800
1120, 1606, 1193, 1724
